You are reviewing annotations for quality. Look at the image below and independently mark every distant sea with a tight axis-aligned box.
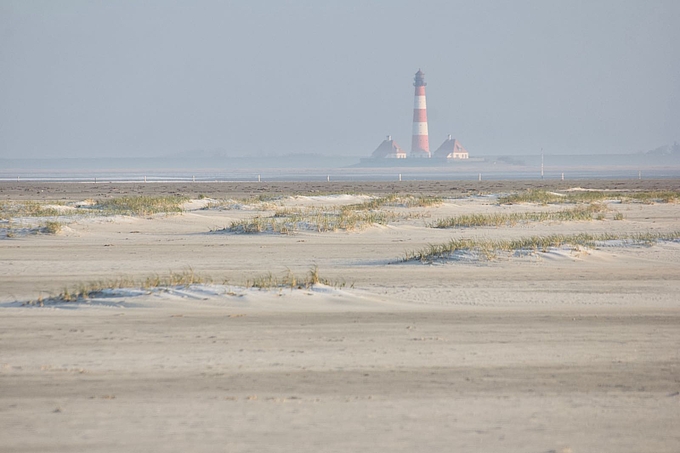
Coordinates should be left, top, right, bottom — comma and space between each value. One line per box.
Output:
1, 154, 678, 182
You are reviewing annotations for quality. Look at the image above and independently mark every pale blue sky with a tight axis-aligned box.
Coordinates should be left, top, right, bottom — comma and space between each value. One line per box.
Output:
1, 0, 678, 158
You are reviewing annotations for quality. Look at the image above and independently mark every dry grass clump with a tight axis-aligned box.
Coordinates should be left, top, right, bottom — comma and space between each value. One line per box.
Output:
498, 189, 680, 205
53, 269, 207, 302
94, 195, 188, 216
0, 222, 17, 238
429, 204, 610, 229
28, 267, 346, 304
41, 221, 63, 234
223, 209, 393, 234
215, 193, 440, 235
1, 219, 64, 238
628, 191, 680, 203
403, 231, 680, 262
0, 195, 214, 239
0, 201, 66, 218
202, 194, 283, 211
244, 266, 350, 289
204, 199, 281, 211
1, 201, 73, 238
342, 194, 442, 211
204, 193, 440, 213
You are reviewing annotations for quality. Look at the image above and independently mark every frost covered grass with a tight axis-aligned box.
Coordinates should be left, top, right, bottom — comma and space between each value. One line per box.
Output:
498, 189, 680, 205
402, 231, 680, 262
428, 204, 610, 229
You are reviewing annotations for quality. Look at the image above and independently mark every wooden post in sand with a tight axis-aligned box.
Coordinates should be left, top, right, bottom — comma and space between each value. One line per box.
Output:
541, 152, 544, 180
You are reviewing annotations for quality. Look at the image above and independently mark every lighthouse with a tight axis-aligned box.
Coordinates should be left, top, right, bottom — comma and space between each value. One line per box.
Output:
410, 69, 430, 158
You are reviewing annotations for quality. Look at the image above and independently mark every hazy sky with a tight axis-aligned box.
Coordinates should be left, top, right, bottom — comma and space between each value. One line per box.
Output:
1, 0, 679, 158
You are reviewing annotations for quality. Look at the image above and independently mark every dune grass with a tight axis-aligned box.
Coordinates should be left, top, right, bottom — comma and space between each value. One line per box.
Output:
52, 269, 207, 302
1, 196, 188, 224
1, 196, 189, 219
203, 197, 281, 211
1, 219, 64, 237
215, 194, 440, 234
26, 266, 345, 304
94, 195, 189, 216
0, 222, 17, 238
0, 201, 67, 218
41, 221, 63, 234
498, 189, 680, 205
428, 204, 610, 229
243, 266, 351, 289
219, 201, 403, 234
1, 196, 189, 240
402, 231, 680, 262
203, 193, 441, 213
342, 194, 442, 211
223, 209, 394, 234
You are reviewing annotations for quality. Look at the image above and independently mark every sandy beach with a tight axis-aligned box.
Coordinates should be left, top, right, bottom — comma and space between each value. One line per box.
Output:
1, 180, 679, 452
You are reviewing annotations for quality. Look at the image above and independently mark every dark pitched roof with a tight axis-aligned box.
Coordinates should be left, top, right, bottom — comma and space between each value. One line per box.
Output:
433, 137, 468, 158
372, 137, 406, 158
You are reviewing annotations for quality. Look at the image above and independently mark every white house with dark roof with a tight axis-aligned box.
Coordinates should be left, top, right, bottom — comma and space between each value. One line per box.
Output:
432, 135, 469, 159
371, 136, 407, 159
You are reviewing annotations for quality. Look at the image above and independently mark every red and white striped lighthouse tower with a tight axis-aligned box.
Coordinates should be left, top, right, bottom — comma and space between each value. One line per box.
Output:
410, 69, 430, 158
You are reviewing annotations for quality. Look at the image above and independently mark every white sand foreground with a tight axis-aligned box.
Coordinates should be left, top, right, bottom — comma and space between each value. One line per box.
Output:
1, 183, 679, 452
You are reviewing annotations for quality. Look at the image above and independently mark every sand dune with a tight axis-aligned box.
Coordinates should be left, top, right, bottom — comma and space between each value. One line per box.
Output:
1, 182, 679, 452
